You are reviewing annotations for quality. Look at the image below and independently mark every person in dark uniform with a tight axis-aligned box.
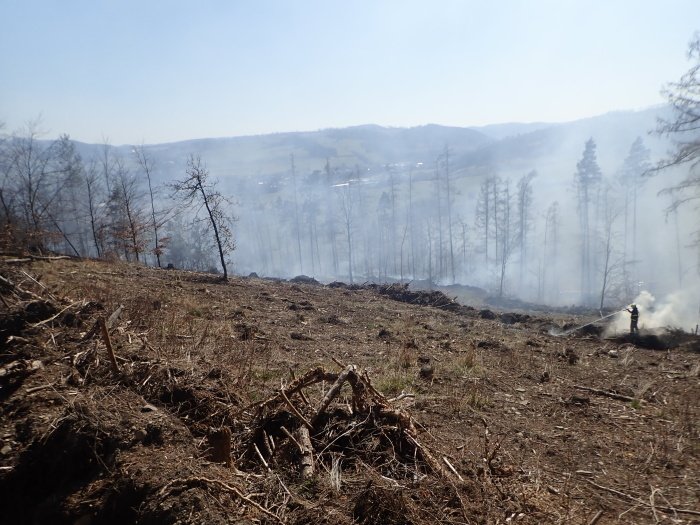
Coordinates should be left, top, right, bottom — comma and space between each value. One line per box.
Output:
626, 304, 639, 334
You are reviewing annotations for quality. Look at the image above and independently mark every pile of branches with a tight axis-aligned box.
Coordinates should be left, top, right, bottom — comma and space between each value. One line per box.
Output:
368, 283, 470, 313
234, 362, 454, 484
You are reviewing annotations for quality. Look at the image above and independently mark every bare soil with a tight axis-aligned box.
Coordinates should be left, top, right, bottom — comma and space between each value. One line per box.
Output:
1, 257, 698, 524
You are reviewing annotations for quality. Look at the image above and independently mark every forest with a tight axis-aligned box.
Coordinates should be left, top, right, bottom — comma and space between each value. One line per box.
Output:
2, 37, 700, 312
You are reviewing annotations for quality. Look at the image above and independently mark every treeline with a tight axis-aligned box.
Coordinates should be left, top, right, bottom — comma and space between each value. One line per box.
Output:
0, 121, 230, 274
233, 137, 654, 308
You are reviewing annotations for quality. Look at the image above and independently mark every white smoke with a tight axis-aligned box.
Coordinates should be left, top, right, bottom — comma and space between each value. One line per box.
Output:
607, 288, 700, 335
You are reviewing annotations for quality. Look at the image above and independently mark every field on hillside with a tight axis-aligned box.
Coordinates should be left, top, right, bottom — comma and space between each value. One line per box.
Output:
1, 257, 698, 524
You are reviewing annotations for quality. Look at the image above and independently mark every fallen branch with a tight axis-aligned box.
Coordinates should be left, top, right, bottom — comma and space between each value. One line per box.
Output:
0, 274, 42, 300
573, 385, 637, 403
30, 300, 83, 328
3, 258, 33, 264
588, 510, 604, 525
312, 364, 355, 424
280, 389, 313, 430
18, 270, 57, 302
253, 443, 272, 472
25, 382, 57, 394
280, 426, 303, 452
158, 477, 285, 524
585, 479, 700, 517
442, 456, 464, 482
2, 254, 71, 263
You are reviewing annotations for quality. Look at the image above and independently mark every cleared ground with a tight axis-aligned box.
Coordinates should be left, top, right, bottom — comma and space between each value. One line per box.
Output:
0, 258, 698, 524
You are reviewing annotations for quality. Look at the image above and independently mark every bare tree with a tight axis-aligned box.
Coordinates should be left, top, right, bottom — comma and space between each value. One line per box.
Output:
337, 182, 356, 283
0, 122, 18, 247
598, 187, 623, 310
440, 146, 456, 283
433, 156, 444, 280
83, 159, 106, 257
6, 121, 78, 253
496, 180, 515, 297
108, 161, 149, 262
171, 155, 235, 279
133, 145, 168, 267
539, 201, 560, 303
515, 170, 536, 291
290, 154, 303, 274
475, 175, 499, 265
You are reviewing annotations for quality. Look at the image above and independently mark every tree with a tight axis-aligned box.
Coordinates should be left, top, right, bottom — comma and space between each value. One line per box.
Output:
475, 175, 499, 265
574, 138, 602, 305
0, 122, 18, 247
618, 137, 651, 296
290, 154, 303, 274
656, 34, 700, 183
539, 201, 560, 303
108, 161, 149, 261
6, 121, 79, 253
433, 156, 444, 280
171, 155, 235, 279
496, 180, 515, 297
48, 134, 84, 257
337, 182, 356, 283
133, 145, 168, 267
82, 159, 106, 258
598, 187, 623, 310
655, 33, 700, 271
515, 170, 536, 291
439, 146, 456, 283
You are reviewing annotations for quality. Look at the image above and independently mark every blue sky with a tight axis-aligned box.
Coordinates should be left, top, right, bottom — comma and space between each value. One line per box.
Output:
1, 0, 699, 144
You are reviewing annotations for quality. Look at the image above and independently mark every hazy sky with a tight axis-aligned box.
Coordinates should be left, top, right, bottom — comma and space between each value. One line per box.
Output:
1, 0, 699, 145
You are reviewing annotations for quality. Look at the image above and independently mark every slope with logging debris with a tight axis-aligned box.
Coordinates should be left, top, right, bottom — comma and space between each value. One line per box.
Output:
0, 257, 698, 524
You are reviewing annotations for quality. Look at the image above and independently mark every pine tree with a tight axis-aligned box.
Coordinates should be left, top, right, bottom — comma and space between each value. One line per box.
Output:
574, 138, 602, 305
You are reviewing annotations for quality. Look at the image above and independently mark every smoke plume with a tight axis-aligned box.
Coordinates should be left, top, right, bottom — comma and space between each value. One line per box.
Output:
607, 288, 700, 335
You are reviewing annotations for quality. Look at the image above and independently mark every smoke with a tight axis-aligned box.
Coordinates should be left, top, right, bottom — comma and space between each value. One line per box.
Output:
607, 287, 700, 335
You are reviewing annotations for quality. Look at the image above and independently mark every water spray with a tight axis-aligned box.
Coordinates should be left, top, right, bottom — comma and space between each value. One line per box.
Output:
551, 308, 627, 337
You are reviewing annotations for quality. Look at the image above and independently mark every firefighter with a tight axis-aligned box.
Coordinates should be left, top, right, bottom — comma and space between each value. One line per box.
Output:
626, 304, 639, 334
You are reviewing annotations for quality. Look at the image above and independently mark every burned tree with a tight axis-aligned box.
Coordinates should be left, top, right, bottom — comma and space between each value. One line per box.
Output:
171, 155, 235, 280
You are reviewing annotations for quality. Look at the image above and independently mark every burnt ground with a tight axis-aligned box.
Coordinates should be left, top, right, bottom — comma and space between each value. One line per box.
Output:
0, 257, 698, 525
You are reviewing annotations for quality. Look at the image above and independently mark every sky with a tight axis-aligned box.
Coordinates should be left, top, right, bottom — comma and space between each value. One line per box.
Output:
1, 0, 699, 145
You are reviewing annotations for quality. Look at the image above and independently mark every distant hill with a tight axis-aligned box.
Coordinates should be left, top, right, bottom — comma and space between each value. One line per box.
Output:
69, 105, 672, 186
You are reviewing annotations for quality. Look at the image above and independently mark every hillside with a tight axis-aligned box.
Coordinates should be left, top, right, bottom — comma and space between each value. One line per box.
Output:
1, 257, 698, 524
74, 123, 494, 184
71, 106, 669, 184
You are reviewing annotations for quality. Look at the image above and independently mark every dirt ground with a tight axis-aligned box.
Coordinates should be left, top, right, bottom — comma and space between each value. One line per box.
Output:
1, 257, 698, 525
